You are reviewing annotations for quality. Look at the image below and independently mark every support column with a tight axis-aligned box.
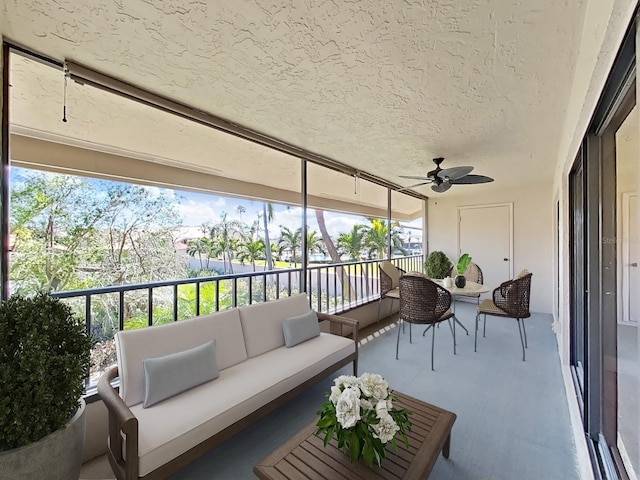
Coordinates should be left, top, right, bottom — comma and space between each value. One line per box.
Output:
1, 40, 9, 300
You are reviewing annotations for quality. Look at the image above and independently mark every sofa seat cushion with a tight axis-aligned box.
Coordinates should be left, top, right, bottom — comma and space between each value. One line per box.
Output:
131, 333, 355, 476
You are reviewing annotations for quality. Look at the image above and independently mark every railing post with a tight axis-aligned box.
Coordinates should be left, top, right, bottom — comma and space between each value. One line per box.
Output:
262, 273, 267, 302
147, 288, 153, 326
118, 292, 125, 331
195, 281, 200, 316
232, 278, 237, 308
173, 285, 178, 322
316, 267, 321, 312
215, 279, 220, 312
333, 266, 337, 311
85, 295, 91, 388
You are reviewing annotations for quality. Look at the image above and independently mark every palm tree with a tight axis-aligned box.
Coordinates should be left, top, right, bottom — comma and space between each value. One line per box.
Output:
235, 205, 246, 221
278, 226, 302, 264
363, 218, 407, 260
337, 224, 366, 261
236, 238, 266, 271
306, 229, 326, 257
186, 238, 208, 269
201, 237, 221, 270
211, 212, 244, 274
262, 203, 275, 270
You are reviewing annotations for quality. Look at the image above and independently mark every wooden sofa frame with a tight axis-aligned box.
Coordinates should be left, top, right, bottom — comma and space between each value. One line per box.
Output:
97, 312, 359, 480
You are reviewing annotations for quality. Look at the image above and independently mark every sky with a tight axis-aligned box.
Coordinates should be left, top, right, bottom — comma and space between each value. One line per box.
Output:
11, 166, 422, 242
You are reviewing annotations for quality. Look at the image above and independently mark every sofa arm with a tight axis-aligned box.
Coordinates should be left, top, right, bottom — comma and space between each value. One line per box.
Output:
97, 366, 139, 480
316, 312, 359, 375
316, 312, 358, 338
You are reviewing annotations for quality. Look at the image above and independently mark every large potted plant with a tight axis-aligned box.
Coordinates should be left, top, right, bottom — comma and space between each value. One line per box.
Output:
0, 293, 94, 480
423, 251, 453, 279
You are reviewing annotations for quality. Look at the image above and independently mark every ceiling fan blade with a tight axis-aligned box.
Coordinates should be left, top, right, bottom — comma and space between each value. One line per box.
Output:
431, 181, 452, 193
397, 181, 430, 192
399, 175, 431, 181
450, 174, 494, 185
437, 166, 473, 181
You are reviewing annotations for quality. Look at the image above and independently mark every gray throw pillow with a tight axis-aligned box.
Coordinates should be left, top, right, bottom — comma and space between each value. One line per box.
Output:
282, 310, 321, 347
143, 340, 219, 408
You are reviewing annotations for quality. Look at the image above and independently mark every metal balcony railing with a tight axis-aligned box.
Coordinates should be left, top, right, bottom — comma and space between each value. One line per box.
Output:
51, 255, 424, 389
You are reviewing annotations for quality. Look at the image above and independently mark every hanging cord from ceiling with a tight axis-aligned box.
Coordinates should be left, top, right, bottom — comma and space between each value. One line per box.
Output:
62, 62, 69, 123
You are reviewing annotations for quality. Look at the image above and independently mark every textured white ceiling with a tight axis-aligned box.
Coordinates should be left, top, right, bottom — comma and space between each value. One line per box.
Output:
1, 0, 587, 196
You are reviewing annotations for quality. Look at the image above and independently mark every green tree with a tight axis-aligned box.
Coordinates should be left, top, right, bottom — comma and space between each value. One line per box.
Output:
337, 224, 367, 261
262, 203, 275, 271
363, 218, 407, 260
186, 238, 209, 270
237, 238, 266, 271
10, 171, 186, 293
210, 212, 244, 274
10, 173, 102, 292
278, 226, 302, 264
307, 229, 326, 256
97, 184, 185, 285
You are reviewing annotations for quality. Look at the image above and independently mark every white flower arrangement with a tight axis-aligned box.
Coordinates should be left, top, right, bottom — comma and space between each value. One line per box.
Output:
315, 373, 412, 467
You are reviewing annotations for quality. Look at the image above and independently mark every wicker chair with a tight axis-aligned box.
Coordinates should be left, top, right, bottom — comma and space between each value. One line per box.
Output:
397, 274, 457, 370
475, 272, 533, 361
377, 261, 405, 322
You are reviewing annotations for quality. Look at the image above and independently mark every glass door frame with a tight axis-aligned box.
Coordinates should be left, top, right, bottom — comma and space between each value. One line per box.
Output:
569, 16, 637, 479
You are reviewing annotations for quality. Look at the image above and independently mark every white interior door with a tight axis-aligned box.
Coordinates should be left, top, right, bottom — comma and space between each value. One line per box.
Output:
622, 193, 639, 324
458, 204, 513, 295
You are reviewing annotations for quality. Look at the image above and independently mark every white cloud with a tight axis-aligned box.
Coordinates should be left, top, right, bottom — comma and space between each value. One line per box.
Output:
178, 198, 226, 226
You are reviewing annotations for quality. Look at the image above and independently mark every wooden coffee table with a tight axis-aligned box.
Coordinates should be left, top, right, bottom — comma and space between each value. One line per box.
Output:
254, 391, 456, 479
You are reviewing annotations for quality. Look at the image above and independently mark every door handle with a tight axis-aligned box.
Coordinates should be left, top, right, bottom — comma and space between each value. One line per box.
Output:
503, 258, 509, 261
631, 263, 638, 267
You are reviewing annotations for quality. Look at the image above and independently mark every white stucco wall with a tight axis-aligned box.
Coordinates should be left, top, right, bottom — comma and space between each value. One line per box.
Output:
428, 182, 554, 314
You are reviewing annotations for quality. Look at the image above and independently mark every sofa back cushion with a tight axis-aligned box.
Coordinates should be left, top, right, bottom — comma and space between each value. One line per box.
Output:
238, 294, 311, 358
116, 309, 246, 407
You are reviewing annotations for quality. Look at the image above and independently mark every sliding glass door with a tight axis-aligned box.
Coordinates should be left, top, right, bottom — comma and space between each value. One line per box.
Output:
569, 149, 586, 399
569, 19, 637, 480
604, 82, 638, 480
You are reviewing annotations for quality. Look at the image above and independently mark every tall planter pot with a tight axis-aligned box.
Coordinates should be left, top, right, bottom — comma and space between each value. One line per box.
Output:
0, 399, 86, 480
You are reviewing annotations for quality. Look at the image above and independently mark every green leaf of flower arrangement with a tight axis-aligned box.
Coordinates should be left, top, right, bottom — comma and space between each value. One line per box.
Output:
349, 430, 361, 462
323, 426, 334, 447
316, 416, 334, 428
362, 441, 375, 468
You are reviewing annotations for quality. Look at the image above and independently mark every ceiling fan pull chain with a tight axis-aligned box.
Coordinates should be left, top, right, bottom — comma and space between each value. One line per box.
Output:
62, 62, 69, 123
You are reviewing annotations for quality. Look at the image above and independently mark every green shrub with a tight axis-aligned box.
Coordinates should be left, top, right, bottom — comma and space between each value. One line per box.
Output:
0, 293, 94, 451
424, 251, 453, 279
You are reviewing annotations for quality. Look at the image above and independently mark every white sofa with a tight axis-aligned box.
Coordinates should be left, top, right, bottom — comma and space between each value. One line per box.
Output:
97, 293, 358, 480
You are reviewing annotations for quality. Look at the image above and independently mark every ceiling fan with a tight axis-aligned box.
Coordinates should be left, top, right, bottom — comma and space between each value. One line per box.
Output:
399, 157, 494, 193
